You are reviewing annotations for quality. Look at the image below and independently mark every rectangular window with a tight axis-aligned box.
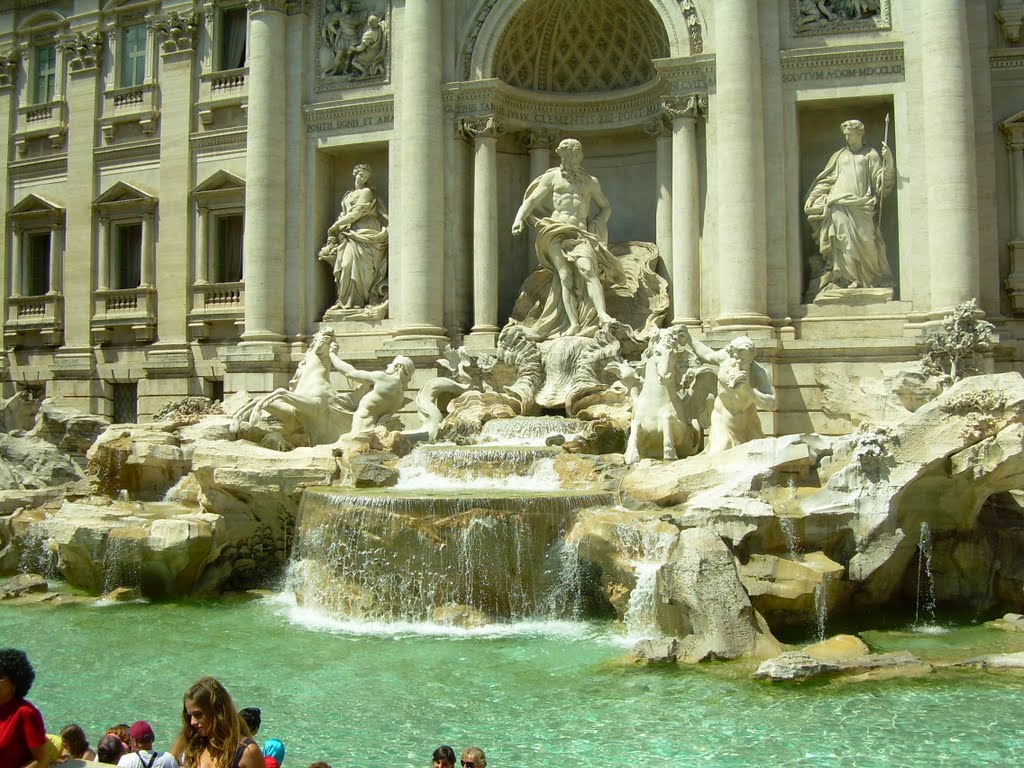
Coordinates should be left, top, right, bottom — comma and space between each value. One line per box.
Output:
219, 7, 247, 70
112, 382, 138, 423
215, 214, 244, 282
114, 222, 143, 289
33, 44, 56, 103
121, 24, 147, 87
24, 232, 51, 296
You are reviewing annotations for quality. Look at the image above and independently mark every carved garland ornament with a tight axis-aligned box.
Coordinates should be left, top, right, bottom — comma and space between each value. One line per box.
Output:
457, 114, 507, 142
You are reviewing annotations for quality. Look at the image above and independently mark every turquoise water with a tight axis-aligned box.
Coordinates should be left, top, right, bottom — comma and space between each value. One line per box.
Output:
2, 595, 1022, 767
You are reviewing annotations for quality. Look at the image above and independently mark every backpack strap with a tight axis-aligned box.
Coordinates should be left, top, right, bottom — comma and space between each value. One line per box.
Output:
233, 738, 256, 768
139, 752, 158, 768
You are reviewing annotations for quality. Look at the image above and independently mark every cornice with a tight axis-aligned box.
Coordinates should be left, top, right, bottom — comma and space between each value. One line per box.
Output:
8, 156, 68, 182
991, 48, 1024, 71
653, 53, 715, 93
190, 127, 248, 152
94, 140, 160, 167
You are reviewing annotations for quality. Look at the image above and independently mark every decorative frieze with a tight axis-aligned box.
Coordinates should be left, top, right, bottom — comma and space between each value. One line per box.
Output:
678, 0, 704, 54
303, 95, 393, 134
59, 30, 105, 72
150, 11, 199, 54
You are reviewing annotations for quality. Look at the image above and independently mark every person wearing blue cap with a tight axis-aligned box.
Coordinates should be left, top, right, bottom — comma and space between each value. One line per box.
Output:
262, 738, 285, 768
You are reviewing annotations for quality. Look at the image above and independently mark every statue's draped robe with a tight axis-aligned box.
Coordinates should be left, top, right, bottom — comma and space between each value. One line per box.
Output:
522, 174, 627, 339
326, 191, 389, 309
804, 145, 895, 289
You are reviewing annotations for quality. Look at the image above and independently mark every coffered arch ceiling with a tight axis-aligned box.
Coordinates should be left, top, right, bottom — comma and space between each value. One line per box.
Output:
492, 0, 670, 93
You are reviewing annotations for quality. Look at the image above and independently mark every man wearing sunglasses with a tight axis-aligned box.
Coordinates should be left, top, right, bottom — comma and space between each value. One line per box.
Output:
460, 747, 486, 768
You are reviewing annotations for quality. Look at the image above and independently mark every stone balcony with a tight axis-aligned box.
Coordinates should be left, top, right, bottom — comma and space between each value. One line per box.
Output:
13, 99, 67, 156
91, 287, 156, 342
4, 293, 64, 346
188, 280, 244, 340
196, 67, 248, 127
100, 83, 160, 142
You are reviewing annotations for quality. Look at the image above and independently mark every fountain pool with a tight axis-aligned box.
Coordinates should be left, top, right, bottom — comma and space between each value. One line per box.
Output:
1, 597, 1022, 767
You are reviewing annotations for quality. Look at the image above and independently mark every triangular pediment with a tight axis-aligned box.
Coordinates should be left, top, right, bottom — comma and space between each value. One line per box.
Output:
8, 193, 63, 217
93, 181, 155, 206
1001, 110, 1024, 141
192, 170, 245, 195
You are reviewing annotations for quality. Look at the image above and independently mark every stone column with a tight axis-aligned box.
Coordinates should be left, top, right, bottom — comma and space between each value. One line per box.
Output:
921, 0, 980, 314
670, 96, 703, 326
97, 218, 110, 291
394, 0, 446, 339
644, 116, 673, 293
141, 213, 154, 287
241, 0, 287, 342
1000, 112, 1024, 311
48, 227, 62, 294
459, 116, 504, 339
196, 206, 210, 284
714, 0, 769, 329
10, 230, 22, 296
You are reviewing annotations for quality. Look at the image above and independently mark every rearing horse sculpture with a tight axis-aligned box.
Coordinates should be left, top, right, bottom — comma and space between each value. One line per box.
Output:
611, 326, 717, 465
232, 327, 350, 446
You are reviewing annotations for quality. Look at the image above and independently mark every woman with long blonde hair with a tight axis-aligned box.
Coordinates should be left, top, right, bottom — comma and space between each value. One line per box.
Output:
173, 677, 264, 768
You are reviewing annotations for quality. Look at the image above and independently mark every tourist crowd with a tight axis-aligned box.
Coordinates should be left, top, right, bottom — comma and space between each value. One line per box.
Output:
1, 649, 488, 768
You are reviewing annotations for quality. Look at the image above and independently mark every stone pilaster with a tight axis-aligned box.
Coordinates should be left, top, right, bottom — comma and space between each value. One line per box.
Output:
240, 0, 288, 343
0, 51, 14, 348
154, 17, 197, 342
393, 0, 446, 341
459, 115, 505, 340
61, 31, 102, 349
714, 0, 770, 330
921, 0, 980, 315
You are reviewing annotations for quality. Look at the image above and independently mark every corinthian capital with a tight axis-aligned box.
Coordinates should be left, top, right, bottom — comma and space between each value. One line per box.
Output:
457, 115, 507, 142
150, 11, 199, 54
246, 0, 289, 14
0, 49, 19, 87
518, 128, 559, 151
59, 30, 105, 72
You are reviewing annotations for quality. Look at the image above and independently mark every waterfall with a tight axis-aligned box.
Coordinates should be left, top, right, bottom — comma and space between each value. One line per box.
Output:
814, 572, 831, 642
396, 445, 564, 491
17, 531, 58, 579
621, 525, 678, 639
287, 488, 613, 622
914, 522, 938, 628
779, 517, 801, 561
479, 416, 585, 445
100, 534, 142, 594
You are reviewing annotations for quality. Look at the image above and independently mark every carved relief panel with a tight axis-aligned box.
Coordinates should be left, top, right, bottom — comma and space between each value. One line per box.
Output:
791, 0, 891, 35
316, 0, 390, 91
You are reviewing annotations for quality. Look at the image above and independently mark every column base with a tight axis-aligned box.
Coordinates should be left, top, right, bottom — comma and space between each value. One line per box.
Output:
240, 329, 286, 344
465, 326, 499, 351
712, 312, 773, 331
222, 340, 293, 395
670, 317, 702, 328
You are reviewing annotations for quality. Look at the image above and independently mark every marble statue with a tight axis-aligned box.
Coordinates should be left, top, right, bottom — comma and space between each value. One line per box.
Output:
681, 330, 776, 454
318, 163, 389, 314
331, 352, 414, 437
804, 119, 895, 296
613, 326, 717, 465
512, 138, 628, 340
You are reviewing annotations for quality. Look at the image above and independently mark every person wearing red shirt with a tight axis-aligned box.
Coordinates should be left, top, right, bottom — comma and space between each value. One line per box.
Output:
0, 648, 48, 768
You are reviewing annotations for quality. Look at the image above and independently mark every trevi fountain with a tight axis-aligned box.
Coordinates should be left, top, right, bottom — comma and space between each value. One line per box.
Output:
1, 0, 1024, 765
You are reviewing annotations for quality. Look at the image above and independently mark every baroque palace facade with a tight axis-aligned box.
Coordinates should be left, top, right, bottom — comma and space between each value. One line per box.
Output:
0, 0, 1023, 434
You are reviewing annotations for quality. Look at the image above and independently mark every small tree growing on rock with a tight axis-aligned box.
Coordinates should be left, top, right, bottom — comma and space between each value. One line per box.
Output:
921, 299, 994, 382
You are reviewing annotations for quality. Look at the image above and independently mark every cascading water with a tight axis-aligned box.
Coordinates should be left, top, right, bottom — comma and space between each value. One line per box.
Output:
100, 534, 142, 594
814, 572, 831, 641
287, 487, 612, 622
621, 523, 678, 639
478, 415, 585, 445
397, 444, 564, 490
779, 517, 801, 561
914, 521, 938, 629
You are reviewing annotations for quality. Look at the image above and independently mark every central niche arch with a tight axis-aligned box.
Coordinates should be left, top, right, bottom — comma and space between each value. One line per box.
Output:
492, 0, 670, 93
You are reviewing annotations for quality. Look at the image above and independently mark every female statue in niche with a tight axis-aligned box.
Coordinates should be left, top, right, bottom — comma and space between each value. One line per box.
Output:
318, 163, 389, 312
